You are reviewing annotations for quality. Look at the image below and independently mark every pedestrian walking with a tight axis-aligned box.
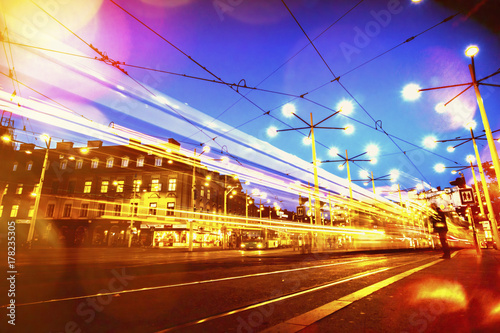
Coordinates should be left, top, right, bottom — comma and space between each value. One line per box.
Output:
430, 203, 451, 259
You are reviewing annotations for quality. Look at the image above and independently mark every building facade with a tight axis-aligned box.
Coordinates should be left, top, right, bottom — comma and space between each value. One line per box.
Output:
0, 123, 260, 247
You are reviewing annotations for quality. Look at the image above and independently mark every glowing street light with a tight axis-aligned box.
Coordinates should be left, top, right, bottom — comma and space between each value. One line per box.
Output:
302, 136, 312, 145
389, 169, 400, 182
466, 155, 476, 163
434, 163, 446, 173
423, 136, 438, 149
465, 45, 479, 57
336, 100, 354, 115
401, 83, 421, 101
329, 147, 339, 157
435, 103, 446, 114
344, 125, 355, 135
352, 169, 392, 195
322, 148, 379, 200
282, 103, 296, 117
273, 107, 348, 233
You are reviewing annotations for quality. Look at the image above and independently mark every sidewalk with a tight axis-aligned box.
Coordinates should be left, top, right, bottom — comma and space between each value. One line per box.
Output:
299, 248, 500, 333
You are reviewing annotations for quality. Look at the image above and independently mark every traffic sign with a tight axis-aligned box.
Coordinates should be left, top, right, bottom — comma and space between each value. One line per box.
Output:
459, 188, 475, 205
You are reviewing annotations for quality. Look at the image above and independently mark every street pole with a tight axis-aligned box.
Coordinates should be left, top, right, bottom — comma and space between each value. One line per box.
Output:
223, 178, 227, 250
470, 128, 500, 248
398, 184, 402, 207
259, 198, 262, 222
245, 190, 248, 224
345, 150, 353, 201
189, 149, 196, 252
469, 161, 486, 217
128, 177, 137, 248
469, 61, 500, 189
328, 195, 333, 227
467, 206, 482, 256
27, 136, 51, 247
371, 171, 376, 196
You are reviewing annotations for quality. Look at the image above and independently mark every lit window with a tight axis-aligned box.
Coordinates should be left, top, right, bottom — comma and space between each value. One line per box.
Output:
121, 157, 129, 168
0, 205, 3, 217
207, 189, 211, 200
10, 205, 19, 217
115, 180, 124, 193
60, 160, 67, 170
106, 158, 114, 168
97, 203, 106, 217
155, 157, 162, 167
133, 179, 141, 192
201, 185, 205, 197
76, 159, 83, 169
28, 205, 34, 217
151, 178, 161, 192
46, 204, 55, 217
26, 161, 33, 171
101, 180, 109, 193
84, 181, 92, 193
13, 162, 18, 171
149, 202, 157, 215
137, 156, 144, 167
16, 184, 23, 195
114, 204, 121, 216
4, 184, 8, 195
168, 178, 177, 191
166, 202, 175, 216
80, 203, 89, 217
91, 158, 99, 169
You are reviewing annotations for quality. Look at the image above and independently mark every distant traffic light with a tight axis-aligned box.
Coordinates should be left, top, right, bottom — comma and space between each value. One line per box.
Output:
450, 175, 466, 188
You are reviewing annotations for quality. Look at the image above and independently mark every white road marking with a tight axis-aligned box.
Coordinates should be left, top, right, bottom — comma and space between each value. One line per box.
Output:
5, 257, 376, 308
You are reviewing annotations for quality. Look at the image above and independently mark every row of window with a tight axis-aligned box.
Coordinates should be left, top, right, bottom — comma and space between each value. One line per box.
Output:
12, 156, 170, 172
83, 178, 177, 194
0, 204, 34, 218
3, 178, 178, 197
44, 202, 175, 218
0, 201, 176, 219
5, 180, 220, 202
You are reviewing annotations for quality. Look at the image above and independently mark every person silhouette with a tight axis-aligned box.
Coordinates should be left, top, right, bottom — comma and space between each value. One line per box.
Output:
430, 203, 451, 259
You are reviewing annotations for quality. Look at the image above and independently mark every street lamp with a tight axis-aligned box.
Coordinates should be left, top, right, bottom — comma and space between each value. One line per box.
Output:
321, 148, 378, 200
434, 126, 500, 249
272, 104, 350, 249
409, 45, 500, 248
190, 145, 211, 251
27, 134, 51, 247
222, 174, 239, 249
351, 170, 392, 196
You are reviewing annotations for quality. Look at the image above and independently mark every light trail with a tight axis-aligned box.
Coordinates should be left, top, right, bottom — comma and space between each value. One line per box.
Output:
5, 257, 377, 308
158, 266, 392, 332
158, 254, 442, 332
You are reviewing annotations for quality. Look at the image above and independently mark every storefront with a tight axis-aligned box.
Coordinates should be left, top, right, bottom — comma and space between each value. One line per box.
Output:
142, 223, 222, 248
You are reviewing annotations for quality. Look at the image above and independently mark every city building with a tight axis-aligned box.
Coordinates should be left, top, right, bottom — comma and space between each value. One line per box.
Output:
0, 120, 262, 247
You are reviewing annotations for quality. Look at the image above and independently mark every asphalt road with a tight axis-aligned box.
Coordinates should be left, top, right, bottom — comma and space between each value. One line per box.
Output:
1, 247, 449, 332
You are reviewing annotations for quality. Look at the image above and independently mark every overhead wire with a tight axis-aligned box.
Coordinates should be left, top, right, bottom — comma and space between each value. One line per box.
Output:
2, 15, 462, 168
27, 0, 225, 161
279, 1, 462, 184
12, 2, 469, 185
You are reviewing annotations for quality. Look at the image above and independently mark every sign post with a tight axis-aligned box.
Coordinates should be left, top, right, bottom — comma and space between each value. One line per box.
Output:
459, 188, 481, 255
